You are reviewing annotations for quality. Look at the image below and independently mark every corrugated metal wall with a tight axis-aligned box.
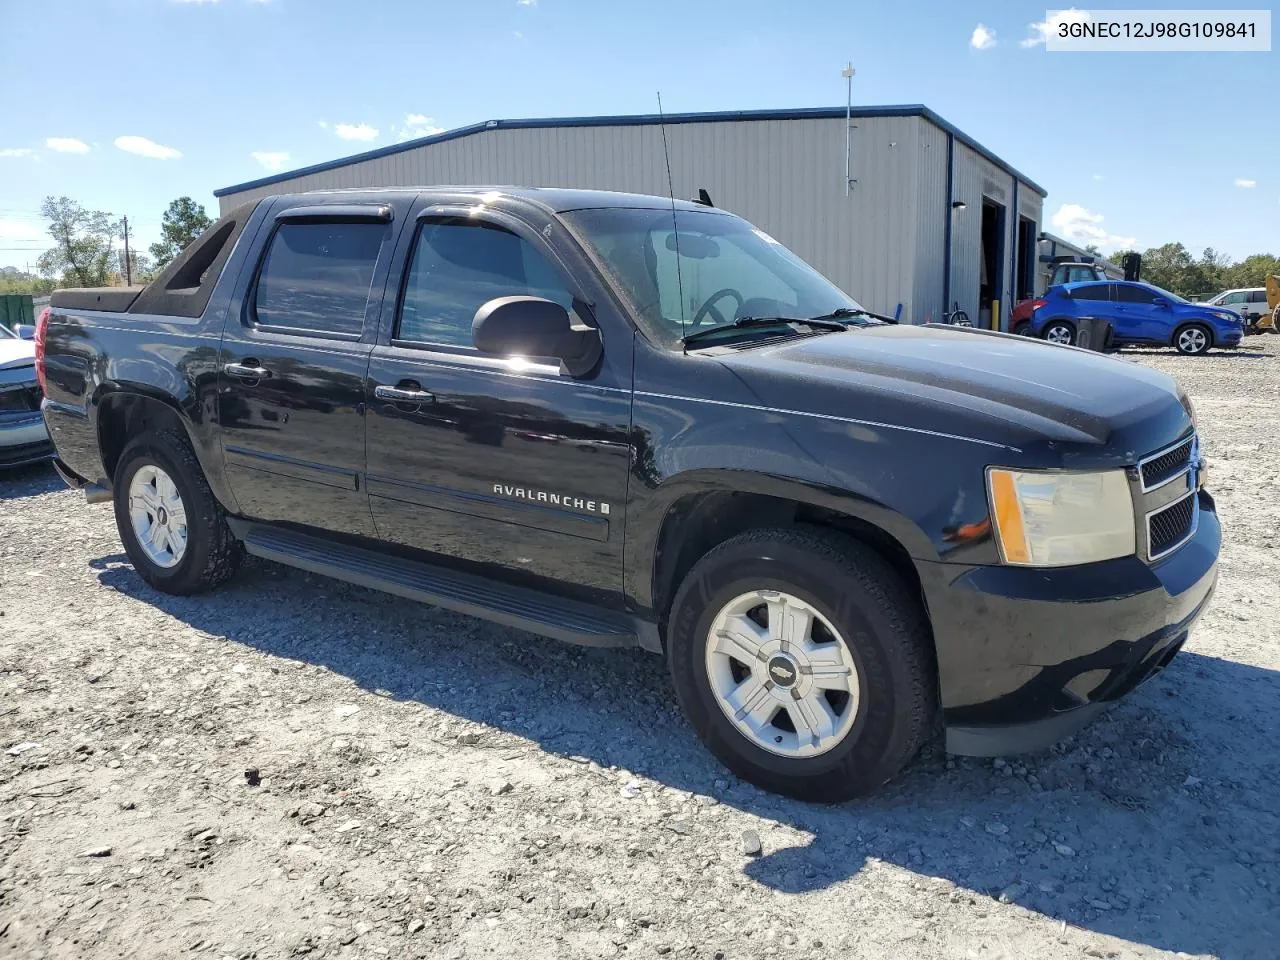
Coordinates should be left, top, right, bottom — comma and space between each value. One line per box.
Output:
219, 115, 1041, 327
220, 116, 927, 318
948, 141, 1026, 331
912, 120, 949, 324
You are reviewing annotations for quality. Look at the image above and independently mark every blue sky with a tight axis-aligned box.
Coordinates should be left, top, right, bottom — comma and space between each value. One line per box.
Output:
0, 0, 1274, 271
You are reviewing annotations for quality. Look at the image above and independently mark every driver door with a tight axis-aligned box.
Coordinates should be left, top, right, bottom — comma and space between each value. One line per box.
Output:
363, 203, 635, 605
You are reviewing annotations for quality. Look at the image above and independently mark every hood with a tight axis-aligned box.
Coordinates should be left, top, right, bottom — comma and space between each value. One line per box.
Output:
0, 337, 35, 372
717, 324, 1191, 459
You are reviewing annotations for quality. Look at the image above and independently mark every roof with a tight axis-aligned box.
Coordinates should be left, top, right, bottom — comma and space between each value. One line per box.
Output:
271, 185, 721, 214
215, 104, 1048, 199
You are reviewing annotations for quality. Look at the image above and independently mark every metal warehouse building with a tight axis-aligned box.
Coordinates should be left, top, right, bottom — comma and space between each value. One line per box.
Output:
215, 105, 1046, 330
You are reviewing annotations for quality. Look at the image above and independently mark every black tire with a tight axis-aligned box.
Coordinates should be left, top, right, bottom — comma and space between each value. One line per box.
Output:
1270, 306, 1280, 333
112, 428, 243, 595
1042, 320, 1076, 346
1013, 322, 1032, 337
1173, 323, 1212, 356
666, 527, 935, 802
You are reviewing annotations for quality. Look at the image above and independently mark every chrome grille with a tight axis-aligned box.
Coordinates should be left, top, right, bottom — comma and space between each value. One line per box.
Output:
1139, 436, 1194, 491
1147, 491, 1197, 561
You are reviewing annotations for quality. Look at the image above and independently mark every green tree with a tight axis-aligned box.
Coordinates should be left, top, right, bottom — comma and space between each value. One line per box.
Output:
149, 197, 212, 269
0, 269, 55, 296
35, 196, 118, 288
1223, 253, 1280, 289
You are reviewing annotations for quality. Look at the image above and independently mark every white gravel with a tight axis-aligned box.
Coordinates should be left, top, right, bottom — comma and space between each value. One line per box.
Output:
2, 339, 1278, 960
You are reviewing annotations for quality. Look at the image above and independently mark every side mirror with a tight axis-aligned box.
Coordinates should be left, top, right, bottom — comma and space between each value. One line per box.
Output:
472, 296, 602, 377
13, 324, 35, 340
1152, 297, 1170, 309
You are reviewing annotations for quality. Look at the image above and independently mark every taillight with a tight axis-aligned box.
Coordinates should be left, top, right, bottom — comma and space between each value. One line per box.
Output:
1032, 299, 1046, 312
34, 306, 49, 395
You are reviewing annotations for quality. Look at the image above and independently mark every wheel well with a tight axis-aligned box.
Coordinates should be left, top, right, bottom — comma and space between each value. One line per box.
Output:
652, 493, 927, 634
97, 393, 186, 481
1043, 317, 1076, 332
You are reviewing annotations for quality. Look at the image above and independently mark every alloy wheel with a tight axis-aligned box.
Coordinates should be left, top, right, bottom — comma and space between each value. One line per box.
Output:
1178, 327, 1208, 354
704, 590, 860, 758
1045, 324, 1073, 345
128, 464, 188, 569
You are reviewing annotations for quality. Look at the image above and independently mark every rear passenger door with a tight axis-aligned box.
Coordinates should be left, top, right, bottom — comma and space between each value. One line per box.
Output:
363, 203, 634, 605
1068, 282, 1117, 334
217, 201, 405, 537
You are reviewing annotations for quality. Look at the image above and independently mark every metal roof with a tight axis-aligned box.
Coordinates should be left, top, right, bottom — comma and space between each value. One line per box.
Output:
215, 104, 1047, 199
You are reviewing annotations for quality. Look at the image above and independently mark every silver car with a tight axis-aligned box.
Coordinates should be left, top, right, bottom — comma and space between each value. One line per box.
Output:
0, 319, 52, 468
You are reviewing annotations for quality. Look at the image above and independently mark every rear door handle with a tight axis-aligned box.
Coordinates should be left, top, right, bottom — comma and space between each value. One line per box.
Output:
224, 361, 272, 380
375, 384, 434, 403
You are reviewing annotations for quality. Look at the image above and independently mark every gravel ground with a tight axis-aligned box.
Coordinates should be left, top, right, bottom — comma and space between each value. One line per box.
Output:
2, 339, 1278, 960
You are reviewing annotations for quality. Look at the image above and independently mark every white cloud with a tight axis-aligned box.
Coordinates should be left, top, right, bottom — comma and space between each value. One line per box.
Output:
114, 135, 182, 159
1023, 8, 1089, 47
0, 148, 35, 158
1234, 178, 1257, 188
46, 137, 90, 154
251, 151, 290, 171
970, 24, 996, 50
1051, 203, 1136, 252
517, 0, 535, 5
172, 0, 219, 4
396, 114, 445, 142
333, 122, 378, 142
1092, 173, 1104, 181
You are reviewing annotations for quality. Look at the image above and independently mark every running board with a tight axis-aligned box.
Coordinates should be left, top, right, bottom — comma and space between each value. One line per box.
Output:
229, 520, 648, 650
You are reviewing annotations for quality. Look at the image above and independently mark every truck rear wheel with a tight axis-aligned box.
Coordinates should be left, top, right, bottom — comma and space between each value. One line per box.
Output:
666, 527, 934, 802
112, 429, 243, 595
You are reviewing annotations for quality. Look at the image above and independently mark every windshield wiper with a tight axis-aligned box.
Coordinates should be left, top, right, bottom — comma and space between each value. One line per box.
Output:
811, 306, 898, 325
681, 315, 847, 347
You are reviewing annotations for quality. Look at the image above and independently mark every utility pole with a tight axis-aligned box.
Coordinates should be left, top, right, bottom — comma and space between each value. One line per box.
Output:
122, 216, 132, 286
841, 63, 856, 195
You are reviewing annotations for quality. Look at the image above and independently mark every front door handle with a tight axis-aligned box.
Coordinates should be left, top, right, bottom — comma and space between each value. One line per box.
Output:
375, 384, 435, 404
224, 361, 273, 380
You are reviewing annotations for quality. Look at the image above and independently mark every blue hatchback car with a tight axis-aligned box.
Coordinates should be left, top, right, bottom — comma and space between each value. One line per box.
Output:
1027, 280, 1244, 355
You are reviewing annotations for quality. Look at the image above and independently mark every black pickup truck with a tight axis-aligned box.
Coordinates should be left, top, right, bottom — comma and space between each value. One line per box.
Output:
38, 187, 1219, 800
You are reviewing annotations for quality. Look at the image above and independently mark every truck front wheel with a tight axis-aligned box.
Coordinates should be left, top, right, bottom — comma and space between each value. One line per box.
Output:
666, 527, 935, 802
112, 429, 243, 595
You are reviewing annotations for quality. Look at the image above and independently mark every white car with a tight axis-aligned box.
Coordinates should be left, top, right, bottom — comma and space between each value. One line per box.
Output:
0, 320, 52, 468
1205, 288, 1269, 324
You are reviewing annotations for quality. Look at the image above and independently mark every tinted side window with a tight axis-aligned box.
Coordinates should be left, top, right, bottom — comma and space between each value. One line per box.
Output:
254, 222, 389, 336
397, 220, 573, 348
1247, 290, 1266, 304
1072, 284, 1111, 301
1116, 285, 1158, 304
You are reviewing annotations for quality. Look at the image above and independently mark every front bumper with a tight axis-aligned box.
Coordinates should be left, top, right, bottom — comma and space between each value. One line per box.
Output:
920, 491, 1219, 755
0, 414, 54, 468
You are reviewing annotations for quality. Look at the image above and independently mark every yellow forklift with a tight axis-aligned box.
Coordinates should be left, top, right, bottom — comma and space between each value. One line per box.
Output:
1264, 274, 1280, 333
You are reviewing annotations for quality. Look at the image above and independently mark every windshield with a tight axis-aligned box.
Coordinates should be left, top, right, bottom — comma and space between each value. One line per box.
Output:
562, 207, 862, 347
0, 324, 14, 339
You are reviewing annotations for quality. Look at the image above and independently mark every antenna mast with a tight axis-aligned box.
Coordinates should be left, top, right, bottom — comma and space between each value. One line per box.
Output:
842, 63, 855, 195
657, 92, 687, 343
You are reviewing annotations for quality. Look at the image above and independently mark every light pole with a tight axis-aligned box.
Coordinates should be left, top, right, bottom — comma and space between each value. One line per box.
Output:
841, 63, 855, 196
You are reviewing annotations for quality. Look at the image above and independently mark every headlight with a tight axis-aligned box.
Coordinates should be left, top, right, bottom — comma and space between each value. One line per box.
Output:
987, 468, 1135, 566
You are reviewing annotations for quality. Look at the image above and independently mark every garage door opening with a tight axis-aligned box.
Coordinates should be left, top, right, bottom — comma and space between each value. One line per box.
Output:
980, 198, 1005, 330
1016, 216, 1036, 302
